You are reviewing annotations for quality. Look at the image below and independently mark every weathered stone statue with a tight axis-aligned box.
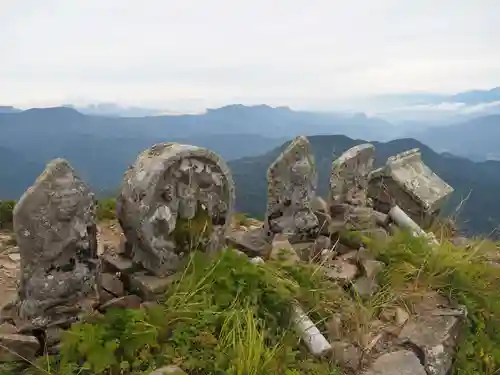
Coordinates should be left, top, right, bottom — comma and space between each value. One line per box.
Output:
329, 143, 375, 208
13, 159, 99, 328
368, 148, 454, 228
117, 143, 235, 277
329, 144, 376, 231
264, 136, 319, 242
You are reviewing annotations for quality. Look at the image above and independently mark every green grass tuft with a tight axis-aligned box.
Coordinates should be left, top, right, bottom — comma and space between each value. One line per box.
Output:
96, 198, 117, 221
27, 250, 340, 375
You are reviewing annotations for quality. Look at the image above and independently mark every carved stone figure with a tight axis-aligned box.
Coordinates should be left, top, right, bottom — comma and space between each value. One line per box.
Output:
13, 159, 99, 328
368, 148, 454, 228
329, 143, 375, 209
264, 136, 319, 242
117, 143, 235, 276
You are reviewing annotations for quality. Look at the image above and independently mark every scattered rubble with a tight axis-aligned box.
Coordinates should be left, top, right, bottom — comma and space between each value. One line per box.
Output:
0, 139, 469, 375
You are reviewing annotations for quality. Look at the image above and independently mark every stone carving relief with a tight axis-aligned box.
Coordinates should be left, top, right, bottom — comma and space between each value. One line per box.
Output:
117, 143, 235, 277
264, 136, 319, 242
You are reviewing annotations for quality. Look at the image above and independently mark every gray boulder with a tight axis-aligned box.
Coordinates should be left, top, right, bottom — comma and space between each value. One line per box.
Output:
13, 159, 99, 328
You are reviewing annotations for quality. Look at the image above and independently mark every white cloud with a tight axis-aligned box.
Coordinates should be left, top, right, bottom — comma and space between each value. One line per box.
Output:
1, 0, 500, 109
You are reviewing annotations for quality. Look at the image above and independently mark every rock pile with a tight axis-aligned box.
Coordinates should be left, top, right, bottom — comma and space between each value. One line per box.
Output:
0, 136, 463, 375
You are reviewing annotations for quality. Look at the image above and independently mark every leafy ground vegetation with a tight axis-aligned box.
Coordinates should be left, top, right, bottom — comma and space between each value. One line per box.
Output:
0, 200, 15, 229
2, 223, 500, 375
96, 198, 117, 221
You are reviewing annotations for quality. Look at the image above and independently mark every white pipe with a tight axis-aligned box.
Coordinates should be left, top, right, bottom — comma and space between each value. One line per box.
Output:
291, 305, 332, 357
388, 205, 439, 246
247, 254, 331, 356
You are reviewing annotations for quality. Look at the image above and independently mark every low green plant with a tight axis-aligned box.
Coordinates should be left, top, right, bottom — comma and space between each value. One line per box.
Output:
0, 200, 15, 229
233, 212, 250, 227
171, 202, 213, 254
29, 250, 339, 375
96, 198, 117, 221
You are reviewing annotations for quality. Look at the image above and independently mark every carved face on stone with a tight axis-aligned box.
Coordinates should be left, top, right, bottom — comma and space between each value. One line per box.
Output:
118, 144, 235, 276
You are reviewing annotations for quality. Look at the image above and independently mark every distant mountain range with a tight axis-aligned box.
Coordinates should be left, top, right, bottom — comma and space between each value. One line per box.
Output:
1, 102, 500, 235
0, 104, 405, 199
229, 135, 500, 236
409, 114, 500, 161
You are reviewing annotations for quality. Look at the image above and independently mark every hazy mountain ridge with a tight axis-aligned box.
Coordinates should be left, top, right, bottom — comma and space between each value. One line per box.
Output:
408, 114, 500, 161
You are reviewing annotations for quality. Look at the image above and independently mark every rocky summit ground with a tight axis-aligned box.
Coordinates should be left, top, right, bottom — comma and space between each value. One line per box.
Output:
0, 216, 498, 375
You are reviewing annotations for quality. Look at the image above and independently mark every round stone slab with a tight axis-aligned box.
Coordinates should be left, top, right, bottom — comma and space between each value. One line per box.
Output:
117, 143, 235, 276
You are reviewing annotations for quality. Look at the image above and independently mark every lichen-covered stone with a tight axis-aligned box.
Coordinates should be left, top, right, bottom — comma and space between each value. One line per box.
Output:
329, 144, 375, 209
13, 159, 99, 328
399, 310, 464, 375
100, 273, 125, 297
0, 334, 39, 362
330, 340, 362, 372
264, 136, 319, 242
323, 261, 358, 284
117, 143, 235, 276
362, 350, 426, 375
128, 272, 176, 301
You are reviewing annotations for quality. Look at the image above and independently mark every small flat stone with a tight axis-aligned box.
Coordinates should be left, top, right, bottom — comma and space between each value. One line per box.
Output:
99, 289, 115, 305
353, 276, 378, 298
362, 350, 426, 375
323, 261, 358, 284
312, 235, 332, 258
380, 306, 410, 328
226, 228, 271, 257
373, 211, 389, 226
395, 307, 410, 326
129, 272, 176, 301
148, 365, 187, 375
100, 295, 142, 311
399, 312, 462, 375
102, 253, 135, 274
100, 273, 125, 297
361, 259, 384, 280
0, 323, 17, 335
330, 341, 362, 372
0, 334, 39, 362
7, 253, 20, 262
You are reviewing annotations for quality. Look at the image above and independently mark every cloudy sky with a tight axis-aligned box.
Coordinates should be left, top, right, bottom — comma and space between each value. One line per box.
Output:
1, 0, 499, 110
